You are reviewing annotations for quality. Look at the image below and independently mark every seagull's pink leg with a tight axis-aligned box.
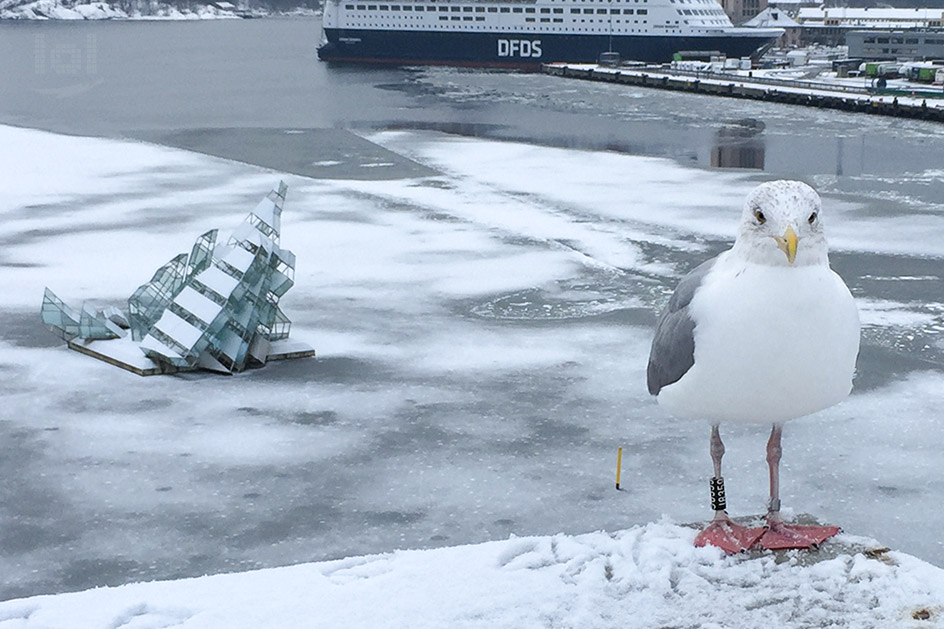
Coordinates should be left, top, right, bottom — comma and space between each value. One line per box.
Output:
756, 423, 840, 550
767, 423, 783, 516
694, 424, 765, 553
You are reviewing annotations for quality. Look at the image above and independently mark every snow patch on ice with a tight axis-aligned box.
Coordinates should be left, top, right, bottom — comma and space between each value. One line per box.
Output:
857, 298, 940, 329
367, 130, 944, 260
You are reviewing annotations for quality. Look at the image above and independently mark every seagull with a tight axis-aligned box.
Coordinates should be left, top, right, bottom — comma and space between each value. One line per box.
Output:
647, 180, 860, 553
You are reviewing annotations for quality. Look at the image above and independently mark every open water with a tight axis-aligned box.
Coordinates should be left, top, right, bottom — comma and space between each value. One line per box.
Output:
3, 18, 944, 178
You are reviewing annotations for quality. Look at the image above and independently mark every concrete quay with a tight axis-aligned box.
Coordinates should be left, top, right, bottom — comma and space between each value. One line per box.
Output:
543, 63, 944, 122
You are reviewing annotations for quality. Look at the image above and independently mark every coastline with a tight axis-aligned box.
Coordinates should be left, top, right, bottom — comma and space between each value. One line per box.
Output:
0, 2, 318, 20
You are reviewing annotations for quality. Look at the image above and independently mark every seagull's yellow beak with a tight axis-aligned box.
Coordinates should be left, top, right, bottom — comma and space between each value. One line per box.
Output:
774, 225, 798, 264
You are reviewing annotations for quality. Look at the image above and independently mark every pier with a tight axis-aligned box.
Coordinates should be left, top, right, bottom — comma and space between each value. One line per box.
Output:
543, 63, 944, 122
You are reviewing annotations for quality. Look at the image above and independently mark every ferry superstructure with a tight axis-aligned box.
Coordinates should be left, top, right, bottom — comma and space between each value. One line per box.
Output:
317, 0, 783, 68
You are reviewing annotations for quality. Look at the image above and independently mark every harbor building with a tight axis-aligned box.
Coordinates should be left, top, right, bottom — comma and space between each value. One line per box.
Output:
846, 30, 944, 61
796, 7, 944, 46
721, 0, 768, 25
743, 7, 802, 47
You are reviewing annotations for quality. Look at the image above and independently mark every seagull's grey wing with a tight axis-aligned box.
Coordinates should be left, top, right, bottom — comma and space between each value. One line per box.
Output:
647, 258, 716, 396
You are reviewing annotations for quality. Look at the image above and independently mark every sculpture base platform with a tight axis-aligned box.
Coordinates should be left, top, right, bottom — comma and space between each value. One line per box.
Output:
67, 336, 315, 377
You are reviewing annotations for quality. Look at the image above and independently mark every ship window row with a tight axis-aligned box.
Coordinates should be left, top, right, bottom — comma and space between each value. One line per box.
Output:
344, 22, 654, 32
345, 13, 650, 22
382, 0, 650, 3
575, 18, 648, 22
436, 14, 568, 20
345, 1, 650, 10
343, 0, 653, 5
346, 5, 651, 14
676, 8, 723, 15
567, 7, 647, 13
345, 0, 650, 3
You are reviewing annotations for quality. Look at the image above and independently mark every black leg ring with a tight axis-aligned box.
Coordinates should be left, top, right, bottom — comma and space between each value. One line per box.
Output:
710, 476, 727, 512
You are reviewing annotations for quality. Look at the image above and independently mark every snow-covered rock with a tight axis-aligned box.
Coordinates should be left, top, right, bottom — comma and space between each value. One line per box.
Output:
0, 0, 244, 19
1, 521, 942, 628
71, 1, 123, 18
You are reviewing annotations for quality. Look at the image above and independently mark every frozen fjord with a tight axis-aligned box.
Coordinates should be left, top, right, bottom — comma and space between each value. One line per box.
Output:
0, 124, 943, 601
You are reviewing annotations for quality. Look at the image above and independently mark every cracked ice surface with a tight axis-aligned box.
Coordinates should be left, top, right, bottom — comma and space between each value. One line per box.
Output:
1, 124, 943, 603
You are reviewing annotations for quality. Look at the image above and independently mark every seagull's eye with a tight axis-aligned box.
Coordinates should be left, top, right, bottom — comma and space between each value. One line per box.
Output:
808, 211, 818, 225
753, 209, 766, 225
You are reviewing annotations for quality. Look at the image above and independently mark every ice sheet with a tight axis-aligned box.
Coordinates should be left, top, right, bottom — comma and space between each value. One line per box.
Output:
1, 123, 943, 604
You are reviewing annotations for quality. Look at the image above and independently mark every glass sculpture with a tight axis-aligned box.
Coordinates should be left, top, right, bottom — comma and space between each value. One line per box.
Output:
41, 182, 313, 375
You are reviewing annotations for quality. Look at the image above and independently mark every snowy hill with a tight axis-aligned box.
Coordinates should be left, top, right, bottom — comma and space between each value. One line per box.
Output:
0, 0, 316, 19
0, 0, 235, 19
1, 521, 943, 628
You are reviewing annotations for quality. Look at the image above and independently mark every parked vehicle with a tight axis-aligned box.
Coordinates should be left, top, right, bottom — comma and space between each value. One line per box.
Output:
900, 62, 944, 83
862, 61, 901, 79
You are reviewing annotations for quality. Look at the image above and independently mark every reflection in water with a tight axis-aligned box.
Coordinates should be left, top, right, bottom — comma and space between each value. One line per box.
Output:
834, 134, 866, 177
711, 118, 766, 170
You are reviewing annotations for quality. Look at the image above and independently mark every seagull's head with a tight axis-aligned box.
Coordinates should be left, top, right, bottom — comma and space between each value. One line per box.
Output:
734, 180, 828, 267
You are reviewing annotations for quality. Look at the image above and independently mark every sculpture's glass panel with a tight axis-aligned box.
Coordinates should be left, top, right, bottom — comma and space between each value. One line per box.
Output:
78, 305, 122, 340
40, 288, 81, 341
128, 253, 189, 341
269, 307, 291, 341
268, 269, 294, 299
186, 229, 218, 282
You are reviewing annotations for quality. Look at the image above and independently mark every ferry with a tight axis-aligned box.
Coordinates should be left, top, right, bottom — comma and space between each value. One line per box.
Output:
317, 0, 783, 69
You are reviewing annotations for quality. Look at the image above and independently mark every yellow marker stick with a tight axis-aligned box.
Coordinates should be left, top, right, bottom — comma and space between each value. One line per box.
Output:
615, 447, 623, 490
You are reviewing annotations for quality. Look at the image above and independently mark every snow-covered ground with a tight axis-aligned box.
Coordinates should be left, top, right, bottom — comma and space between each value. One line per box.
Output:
3, 522, 944, 628
1, 122, 944, 623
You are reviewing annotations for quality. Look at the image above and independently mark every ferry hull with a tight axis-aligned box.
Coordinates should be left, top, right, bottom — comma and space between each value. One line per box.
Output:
317, 29, 775, 68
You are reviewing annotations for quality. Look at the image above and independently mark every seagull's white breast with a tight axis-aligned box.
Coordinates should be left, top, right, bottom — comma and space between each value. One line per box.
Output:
657, 253, 860, 424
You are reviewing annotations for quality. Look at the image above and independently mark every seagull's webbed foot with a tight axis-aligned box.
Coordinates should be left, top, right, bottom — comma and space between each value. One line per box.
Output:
756, 517, 840, 551
694, 514, 765, 554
